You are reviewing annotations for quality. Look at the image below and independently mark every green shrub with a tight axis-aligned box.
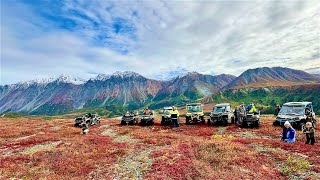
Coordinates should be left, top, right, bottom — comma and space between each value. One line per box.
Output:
281, 156, 310, 176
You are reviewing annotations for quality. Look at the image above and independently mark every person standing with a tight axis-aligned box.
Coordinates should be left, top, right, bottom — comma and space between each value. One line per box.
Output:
233, 107, 238, 125
305, 108, 314, 122
274, 104, 281, 116
170, 106, 180, 128
248, 103, 257, 114
237, 103, 246, 125
303, 122, 315, 145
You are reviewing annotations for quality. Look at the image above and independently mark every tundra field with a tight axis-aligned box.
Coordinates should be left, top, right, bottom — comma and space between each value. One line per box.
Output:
0, 115, 319, 180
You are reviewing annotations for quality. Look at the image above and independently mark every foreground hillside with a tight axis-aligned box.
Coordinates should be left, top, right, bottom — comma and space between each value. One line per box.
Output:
0, 116, 319, 179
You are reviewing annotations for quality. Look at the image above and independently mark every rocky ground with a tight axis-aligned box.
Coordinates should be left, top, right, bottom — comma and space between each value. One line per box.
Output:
0, 115, 319, 179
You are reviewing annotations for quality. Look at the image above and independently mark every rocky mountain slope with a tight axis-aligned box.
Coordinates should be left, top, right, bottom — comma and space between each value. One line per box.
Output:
225, 67, 320, 89
1, 67, 319, 115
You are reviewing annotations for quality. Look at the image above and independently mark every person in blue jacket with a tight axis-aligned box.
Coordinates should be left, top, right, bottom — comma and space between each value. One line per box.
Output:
281, 121, 296, 143
246, 102, 253, 112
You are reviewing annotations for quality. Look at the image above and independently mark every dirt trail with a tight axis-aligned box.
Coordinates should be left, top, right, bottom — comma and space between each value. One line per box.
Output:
99, 124, 167, 179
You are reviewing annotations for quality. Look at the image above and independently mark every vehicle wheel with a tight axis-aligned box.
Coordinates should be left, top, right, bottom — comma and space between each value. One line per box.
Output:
231, 117, 235, 124
298, 122, 305, 131
186, 117, 190, 125
223, 118, 228, 127
208, 119, 211, 126
273, 121, 280, 126
241, 121, 246, 128
201, 117, 205, 124
150, 120, 154, 125
121, 120, 126, 125
256, 121, 260, 128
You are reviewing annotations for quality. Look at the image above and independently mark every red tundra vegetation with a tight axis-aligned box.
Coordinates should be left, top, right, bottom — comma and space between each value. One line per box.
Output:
0, 115, 319, 179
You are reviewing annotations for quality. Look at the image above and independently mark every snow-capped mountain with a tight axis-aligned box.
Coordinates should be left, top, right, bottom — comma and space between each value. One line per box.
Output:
0, 67, 319, 115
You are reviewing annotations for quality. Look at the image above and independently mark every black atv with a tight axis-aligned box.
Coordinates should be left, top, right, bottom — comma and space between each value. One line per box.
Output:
241, 112, 260, 128
74, 114, 100, 127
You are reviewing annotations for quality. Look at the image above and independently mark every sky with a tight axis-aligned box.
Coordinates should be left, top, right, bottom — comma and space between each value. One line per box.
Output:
1, 0, 320, 85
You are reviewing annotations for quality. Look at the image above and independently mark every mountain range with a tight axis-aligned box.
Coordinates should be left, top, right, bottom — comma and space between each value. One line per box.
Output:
1, 67, 319, 115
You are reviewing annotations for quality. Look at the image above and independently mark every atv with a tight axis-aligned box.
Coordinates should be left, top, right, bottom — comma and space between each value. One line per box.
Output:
121, 112, 139, 125
74, 114, 101, 128
185, 103, 205, 125
241, 111, 260, 128
140, 111, 155, 126
208, 103, 235, 126
273, 102, 317, 130
161, 107, 173, 125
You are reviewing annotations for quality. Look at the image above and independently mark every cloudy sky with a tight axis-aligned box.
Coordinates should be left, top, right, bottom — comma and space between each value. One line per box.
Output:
1, 0, 320, 84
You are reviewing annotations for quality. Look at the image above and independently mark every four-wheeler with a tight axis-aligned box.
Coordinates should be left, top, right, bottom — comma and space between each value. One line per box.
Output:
185, 103, 205, 125
242, 111, 260, 128
208, 103, 235, 126
273, 102, 316, 130
116, 102, 316, 130
74, 114, 101, 128
121, 112, 139, 125
161, 107, 173, 125
140, 110, 155, 126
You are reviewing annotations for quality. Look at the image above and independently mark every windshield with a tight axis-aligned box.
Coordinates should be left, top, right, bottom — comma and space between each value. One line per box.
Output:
279, 105, 305, 115
214, 106, 226, 113
187, 105, 202, 113
163, 109, 172, 115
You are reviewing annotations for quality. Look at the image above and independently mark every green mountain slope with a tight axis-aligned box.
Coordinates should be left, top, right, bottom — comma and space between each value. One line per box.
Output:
206, 84, 320, 114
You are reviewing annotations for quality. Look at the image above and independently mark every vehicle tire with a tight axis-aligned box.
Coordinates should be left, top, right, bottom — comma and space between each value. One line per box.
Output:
121, 120, 126, 125
298, 122, 305, 131
231, 117, 235, 124
186, 117, 190, 125
273, 121, 280, 126
223, 118, 228, 127
208, 119, 211, 126
241, 121, 246, 128
150, 120, 154, 125
201, 117, 205, 124
256, 121, 260, 128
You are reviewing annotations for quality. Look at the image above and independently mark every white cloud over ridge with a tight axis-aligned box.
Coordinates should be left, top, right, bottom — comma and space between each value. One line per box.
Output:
1, 0, 320, 84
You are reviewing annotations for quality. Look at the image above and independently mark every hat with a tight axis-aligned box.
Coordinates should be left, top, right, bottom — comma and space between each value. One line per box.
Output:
284, 121, 291, 126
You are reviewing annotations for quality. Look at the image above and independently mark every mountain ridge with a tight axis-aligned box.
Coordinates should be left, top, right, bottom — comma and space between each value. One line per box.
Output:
1, 67, 319, 115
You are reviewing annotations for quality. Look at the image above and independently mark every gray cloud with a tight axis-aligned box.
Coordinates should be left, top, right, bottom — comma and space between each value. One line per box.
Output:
1, 0, 320, 84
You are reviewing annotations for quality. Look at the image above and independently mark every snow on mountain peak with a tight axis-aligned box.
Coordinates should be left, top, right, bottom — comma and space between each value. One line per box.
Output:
55, 75, 86, 85
91, 74, 111, 81
112, 71, 140, 77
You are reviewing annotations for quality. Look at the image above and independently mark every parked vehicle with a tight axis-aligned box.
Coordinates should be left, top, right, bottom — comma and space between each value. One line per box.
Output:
121, 112, 139, 125
161, 107, 173, 125
74, 114, 101, 128
140, 110, 155, 126
242, 111, 260, 128
208, 103, 234, 126
185, 103, 205, 125
273, 102, 316, 130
